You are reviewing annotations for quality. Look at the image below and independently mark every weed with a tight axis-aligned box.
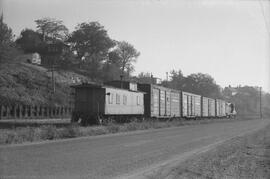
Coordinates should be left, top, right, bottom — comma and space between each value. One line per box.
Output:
40, 125, 58, 140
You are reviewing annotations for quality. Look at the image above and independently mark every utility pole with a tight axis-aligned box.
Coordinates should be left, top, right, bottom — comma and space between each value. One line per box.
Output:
260, 87, 262, 119
120, 74, 124, 89
51, 61, 55, 93
166, 72, 168, 87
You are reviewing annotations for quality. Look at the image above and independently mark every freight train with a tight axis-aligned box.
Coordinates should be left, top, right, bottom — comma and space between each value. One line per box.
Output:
71, 81, 236, 125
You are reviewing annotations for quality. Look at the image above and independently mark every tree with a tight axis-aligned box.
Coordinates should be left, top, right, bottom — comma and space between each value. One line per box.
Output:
35, 17, 68, 42
111, 41, 140, 77
136, 72, 154, 84
0, 14, 18, 63
167, 69, 184, 89
0, 14, 13, 45
16, 29, 44, 53
68, 21, 115, 60
102, 51, 122, 81
183, 73, 222, 98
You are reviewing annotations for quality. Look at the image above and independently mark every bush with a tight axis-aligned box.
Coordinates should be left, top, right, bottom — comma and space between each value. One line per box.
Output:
86, 127, 108, 136
106, 124, 120, 133
17, 127, 36, 142
40, 125, 58, 140
126, 122, 139, 131
59, 124, 80, 138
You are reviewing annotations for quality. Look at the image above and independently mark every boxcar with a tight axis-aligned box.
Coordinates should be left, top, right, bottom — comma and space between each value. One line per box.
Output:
201, 97, 209, 117
182, 91, 201, 118
170, 89, 181, 117
138, 84, 181, 118
71, 83, 144, 124
208, 98, 216, 117
215, 99, 226, 117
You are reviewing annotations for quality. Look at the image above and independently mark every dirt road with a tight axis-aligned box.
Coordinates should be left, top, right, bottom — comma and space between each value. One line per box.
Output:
0, 119, 268, 179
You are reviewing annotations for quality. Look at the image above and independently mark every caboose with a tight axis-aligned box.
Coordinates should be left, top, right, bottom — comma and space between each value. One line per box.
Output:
71, 82, 144, 125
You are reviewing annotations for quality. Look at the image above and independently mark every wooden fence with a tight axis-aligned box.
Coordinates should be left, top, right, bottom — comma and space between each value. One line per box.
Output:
0, 105, 73, 120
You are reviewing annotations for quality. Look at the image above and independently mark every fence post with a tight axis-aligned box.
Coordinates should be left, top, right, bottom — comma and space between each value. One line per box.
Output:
57, 107, 60, 118
18, 105, 22, 119
38, 106, 41, 118
6, 106, 10, 119
21, 106, 25, 119
14, 105, 18, 118
45, 106, 48, 118
41, 106, 45, 118
49, 107, 52, 118
24, 105, 28, 118
0, 105, 2, 120
15, 105, 19, 118
53, 107, 56, 118
69, 107, 72, 116
60, 107, 64, 117
64, 106, 68, 117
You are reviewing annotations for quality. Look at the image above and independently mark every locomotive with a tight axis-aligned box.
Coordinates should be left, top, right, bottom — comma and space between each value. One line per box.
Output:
71, 80, 236, 125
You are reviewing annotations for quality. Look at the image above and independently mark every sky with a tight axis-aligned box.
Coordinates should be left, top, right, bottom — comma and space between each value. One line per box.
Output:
1, 0, 270, 92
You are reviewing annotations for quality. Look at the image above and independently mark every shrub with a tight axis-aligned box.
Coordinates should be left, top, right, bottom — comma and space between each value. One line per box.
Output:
40, 125, 58, 140
126, 122, 139, 131
18, 127, 37, 142
59, 124, 80, 138
106, 124, 120, 133
86, 127, 108, 136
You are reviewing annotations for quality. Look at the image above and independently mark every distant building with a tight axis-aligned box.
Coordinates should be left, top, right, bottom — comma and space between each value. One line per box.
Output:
224, 86, 238, 97
18, 53, 41, 65
41, 41, 70, 66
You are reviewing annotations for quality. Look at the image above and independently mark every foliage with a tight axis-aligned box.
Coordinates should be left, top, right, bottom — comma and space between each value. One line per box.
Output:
110, 41, 140, 77
156, 70, 222, 99
0, 14, 13, 45
0, 14, 19, 63
183, 73, 222, 98
223, 86, 264, 117
0, 62, 74, 106
68, 21, 114, 60
102, 58, 122, 81
0, 118, 235, 145
166, 70, 185, 89
16, 29, 45, 53
136, 72, 154, 84
35, 17, 68, 41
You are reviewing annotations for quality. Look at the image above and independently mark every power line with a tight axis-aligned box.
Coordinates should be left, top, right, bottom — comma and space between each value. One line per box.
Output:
259, 0, 270, 36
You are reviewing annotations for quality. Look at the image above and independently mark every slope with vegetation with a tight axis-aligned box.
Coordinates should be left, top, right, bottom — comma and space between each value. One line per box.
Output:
0, 60, 88, 106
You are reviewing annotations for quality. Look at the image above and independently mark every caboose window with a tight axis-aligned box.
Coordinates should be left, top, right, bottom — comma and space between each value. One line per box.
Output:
109, 93, 114, 104
123, 95, 127, 105
137, 96, 140, 105
116, 94, 120, 104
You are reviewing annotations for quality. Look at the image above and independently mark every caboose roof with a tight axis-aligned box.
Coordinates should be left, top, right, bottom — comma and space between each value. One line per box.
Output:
71, 83, 145, 93
70, 83, 102, 89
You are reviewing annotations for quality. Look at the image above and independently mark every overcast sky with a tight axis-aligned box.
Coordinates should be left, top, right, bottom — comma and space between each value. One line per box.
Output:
1, 0, 270, 92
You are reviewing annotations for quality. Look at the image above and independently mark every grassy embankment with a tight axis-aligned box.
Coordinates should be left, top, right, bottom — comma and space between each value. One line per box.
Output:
149, 122, 270, 179
0, 60, 87, 106
0, 118, 239, 145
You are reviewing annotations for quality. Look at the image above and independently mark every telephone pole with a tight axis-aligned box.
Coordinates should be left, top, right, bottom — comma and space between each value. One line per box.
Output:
260, 87, 262, 119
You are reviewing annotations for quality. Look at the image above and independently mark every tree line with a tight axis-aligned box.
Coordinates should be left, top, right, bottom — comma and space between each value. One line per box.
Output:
12, 17, 140, 82
0, 15, 235, 99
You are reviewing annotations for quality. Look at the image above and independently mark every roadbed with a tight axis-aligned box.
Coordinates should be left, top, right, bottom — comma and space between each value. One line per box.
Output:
148, 120, 270, 179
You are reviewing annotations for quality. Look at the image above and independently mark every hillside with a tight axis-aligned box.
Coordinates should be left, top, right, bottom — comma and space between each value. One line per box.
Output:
0, 60, 88, 107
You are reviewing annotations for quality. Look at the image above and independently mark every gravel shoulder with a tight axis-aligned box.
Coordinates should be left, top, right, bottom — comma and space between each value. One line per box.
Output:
147, 119, 270, 179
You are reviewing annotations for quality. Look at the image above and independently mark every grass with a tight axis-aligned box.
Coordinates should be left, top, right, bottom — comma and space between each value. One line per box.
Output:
0, 61, 87, 106
0, 117, 240, 145
149, 122, 270, 179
